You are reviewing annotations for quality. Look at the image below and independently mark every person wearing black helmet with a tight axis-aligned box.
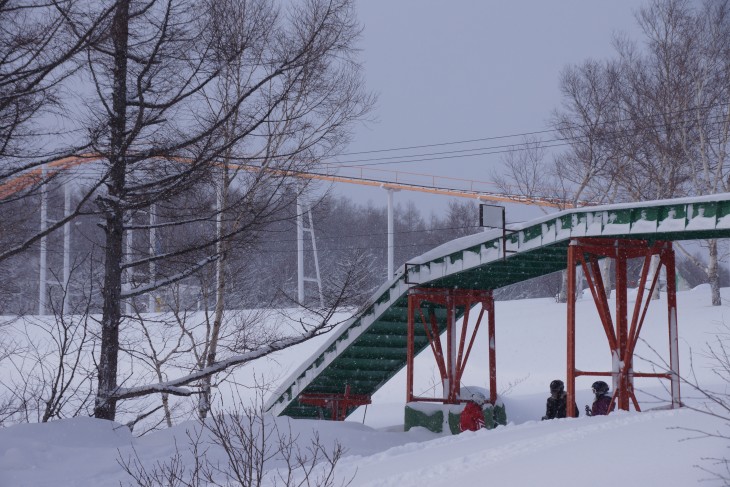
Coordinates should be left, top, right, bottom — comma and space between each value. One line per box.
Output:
585, 380, 615, 416
541, 379, 578, 420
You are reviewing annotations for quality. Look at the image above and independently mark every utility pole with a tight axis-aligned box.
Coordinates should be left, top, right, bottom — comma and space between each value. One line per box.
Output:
386, 188, 396, 280
39, 165, 47, 315
62, 178, 71, 314
148, 204, 156, 312
297, 196, 304, 304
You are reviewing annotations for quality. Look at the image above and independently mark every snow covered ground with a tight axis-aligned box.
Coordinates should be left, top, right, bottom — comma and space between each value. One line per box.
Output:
2, 285, 729, 486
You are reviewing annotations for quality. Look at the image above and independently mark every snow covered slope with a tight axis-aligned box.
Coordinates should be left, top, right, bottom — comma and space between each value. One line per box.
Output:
2, 284, 728, 486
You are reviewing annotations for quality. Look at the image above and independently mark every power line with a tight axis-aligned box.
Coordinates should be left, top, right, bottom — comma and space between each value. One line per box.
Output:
335, 129, 555, 156
332, 141, 570, 168
327, 111, 730, 169
252, 223, 487, 244
246, 240, 462, 255
328, 100, 730, 161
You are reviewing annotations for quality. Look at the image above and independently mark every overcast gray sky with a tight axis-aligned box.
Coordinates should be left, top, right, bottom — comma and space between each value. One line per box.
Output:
323, 0, 643, 219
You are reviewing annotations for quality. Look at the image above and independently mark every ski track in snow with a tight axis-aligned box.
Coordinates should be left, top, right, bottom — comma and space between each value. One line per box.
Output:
342, 411, 674, 486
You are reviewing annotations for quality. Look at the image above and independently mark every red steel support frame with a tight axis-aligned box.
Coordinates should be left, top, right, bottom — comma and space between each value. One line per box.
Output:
298, 385, 372, 421
566, 238, 681, 417
407, 288, 496, 405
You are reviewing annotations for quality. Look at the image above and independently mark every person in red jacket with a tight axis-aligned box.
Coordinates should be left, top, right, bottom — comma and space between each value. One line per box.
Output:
459, 392, 487, 432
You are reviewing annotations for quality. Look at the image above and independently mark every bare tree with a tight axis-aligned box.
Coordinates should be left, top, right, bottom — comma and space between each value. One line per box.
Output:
118, 395, 354, 487
552, 60, 623, 208
491, 136, 579, 300
495, 84, 619, 304
636, 320, 730, 483
676, 0, 730, 305
0, 1, 117, 267
611, 3, 695, 202
438, 200, 481, 240
551, 60, 628, 301
492, 136, 561, 212
509, 0, 730, 305
61, 0, 373, 421
123, 305, 194, 428
606, 0, 730, 305
0, 1, 106, 167
0, 311, 96, 423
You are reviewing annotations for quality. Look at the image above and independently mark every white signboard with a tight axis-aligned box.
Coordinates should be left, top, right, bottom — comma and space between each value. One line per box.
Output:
480, 204, 504, 229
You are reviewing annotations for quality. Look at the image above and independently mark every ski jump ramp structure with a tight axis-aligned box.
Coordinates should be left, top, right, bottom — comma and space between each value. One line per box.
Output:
265, 194, 730, 420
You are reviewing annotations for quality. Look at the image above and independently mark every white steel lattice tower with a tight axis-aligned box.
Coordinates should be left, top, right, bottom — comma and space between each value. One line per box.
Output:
296, 196, 324, 307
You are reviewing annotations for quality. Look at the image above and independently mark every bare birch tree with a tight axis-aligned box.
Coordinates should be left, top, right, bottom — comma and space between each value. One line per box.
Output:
606, 0, 730, 305
675, 0, 730, 305
46, 0, 374, 421
551, 60, 623, 209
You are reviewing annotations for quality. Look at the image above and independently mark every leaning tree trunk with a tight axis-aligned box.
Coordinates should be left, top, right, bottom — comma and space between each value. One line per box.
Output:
198, 176, 229, 420
648, 255, 660, 301
574, 266, 584, 300
558, 265, 584, 302
557, 269, 568, 303
94, 0, 130, 421
708, 239, 721, 306
600, 257, 613, 300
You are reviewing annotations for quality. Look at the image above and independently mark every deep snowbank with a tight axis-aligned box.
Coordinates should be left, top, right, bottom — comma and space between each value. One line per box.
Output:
1, 285, 729, 486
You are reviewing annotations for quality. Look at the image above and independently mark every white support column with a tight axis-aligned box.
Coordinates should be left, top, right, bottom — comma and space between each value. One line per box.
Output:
666, 246, 681, 408
307, 209, 324, 308
148, 204, 156, 313
215, 183, 223, 310
386, 188, 394, 280
39, 165, 47, 315
669, 309, 680, 406
297, 196, 304, 305
124, 228, 132, 315
62, 179, 71, 315
446, 304, 457, 400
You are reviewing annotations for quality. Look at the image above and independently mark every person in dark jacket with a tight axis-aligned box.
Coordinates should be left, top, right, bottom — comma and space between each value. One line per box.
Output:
460, 392, 487, 432
541, 379, 578, 420
585, 380, 615, 416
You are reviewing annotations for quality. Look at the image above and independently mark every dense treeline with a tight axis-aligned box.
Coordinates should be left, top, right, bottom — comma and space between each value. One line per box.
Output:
0, 188, 511, 314
3, 185, 722, 318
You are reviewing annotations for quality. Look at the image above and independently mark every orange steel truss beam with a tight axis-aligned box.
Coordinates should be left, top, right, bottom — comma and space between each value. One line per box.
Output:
294, 172, 565, 207
407, 288, 496, 405
566, 238, 680, 417
0, 155, 567, 207
0, 155, 98, 200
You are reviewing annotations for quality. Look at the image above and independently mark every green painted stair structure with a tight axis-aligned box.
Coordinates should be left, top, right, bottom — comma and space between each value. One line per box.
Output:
264, 194, 730, 419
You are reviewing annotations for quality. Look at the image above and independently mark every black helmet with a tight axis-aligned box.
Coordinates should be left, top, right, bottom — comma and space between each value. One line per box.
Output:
549, 379, 564, 393
592, 380, 609, 395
